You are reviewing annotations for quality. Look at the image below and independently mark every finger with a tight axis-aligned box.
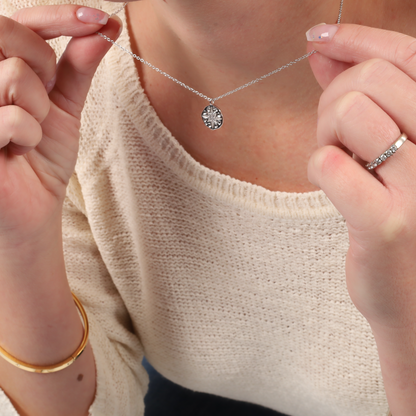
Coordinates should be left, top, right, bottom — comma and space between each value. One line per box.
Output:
0, 106, 42, 155
308, 145, 389, 232
11, 5, 111, 40
2, 5, 112, 87
316, 91, 416, 189
0, 15, 56, 88
316, 58, 416, 144
0, 57, 50, 124
49, 15, 122, 119
307, 23, 416, 86
317, 91, 399, 163
306, 41, 352, 90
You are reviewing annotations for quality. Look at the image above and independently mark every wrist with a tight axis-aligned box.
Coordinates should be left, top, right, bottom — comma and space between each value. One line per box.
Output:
367, 320, 416, 416
0, 213, 63, 260
368, 316, 416, 345
0, 247, 80, 366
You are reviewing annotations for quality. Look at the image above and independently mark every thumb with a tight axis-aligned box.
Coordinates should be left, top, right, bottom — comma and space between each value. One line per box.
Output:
50, 15, 122, 119
306, 29, 352, 90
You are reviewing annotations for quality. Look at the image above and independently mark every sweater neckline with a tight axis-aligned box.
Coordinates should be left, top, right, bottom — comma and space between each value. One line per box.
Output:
105, 5, 342, 220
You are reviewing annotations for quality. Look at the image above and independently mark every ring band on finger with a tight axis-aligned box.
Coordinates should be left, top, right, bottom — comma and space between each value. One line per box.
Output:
365, 133, 408, 171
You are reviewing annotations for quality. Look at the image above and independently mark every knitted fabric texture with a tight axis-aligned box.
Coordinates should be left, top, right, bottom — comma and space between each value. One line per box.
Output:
0, 1, 389, 415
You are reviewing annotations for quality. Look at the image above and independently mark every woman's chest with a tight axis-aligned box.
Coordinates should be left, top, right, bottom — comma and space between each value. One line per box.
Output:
135, 65, 323, 193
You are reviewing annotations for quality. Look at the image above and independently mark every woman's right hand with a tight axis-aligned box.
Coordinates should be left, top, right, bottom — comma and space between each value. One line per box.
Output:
0, 5, 121, 246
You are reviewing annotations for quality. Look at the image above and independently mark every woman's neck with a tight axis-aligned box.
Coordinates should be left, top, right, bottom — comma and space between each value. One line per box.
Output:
124, 0, 384, 193
126, 0, 354, 102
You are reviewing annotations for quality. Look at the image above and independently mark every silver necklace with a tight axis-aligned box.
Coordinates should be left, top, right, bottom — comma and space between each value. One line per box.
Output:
97, 1, 344, 130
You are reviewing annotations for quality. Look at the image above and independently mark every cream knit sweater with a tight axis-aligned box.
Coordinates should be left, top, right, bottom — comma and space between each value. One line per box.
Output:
0, 1, 389, 415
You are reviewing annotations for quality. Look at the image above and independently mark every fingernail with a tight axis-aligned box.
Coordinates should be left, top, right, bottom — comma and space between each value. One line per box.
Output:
306, 23, 339, 42
76, 7, 109, 25
45, 74, 56, 94
110, 15, 124, 37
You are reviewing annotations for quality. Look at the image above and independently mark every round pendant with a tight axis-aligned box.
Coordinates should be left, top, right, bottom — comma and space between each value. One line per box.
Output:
201, 104, 223, 130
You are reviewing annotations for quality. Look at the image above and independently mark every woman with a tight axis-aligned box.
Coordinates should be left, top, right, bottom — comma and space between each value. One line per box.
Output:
0, 0, 415, 415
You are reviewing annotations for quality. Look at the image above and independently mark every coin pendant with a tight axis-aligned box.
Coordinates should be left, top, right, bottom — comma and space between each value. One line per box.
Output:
201, 104, 223, 130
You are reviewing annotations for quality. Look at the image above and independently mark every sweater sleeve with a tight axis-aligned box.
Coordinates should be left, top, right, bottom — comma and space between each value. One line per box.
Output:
61, 175, 149, 415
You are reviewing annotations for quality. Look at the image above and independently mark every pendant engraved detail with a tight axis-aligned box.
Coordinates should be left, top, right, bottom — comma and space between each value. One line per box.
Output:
202, 104, 223, 130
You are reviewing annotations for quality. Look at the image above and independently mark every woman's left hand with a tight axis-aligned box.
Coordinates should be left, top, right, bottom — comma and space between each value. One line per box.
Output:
306, 24, 416, 334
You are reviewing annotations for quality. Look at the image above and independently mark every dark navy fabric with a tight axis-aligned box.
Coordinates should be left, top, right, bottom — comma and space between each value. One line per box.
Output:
142, 358, 289, 416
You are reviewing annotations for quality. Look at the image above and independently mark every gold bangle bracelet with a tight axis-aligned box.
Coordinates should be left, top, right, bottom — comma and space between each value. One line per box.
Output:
0, 292, 89, 374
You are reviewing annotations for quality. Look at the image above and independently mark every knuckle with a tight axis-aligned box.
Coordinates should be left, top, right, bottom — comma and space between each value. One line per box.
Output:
4, 56, 29, 81
0, 106, 42, 146
394, 35, 416, 68
1, 57, 50, 123
357, 58, 393, 86
314, 146, 341, 175
0, 106, 20, 143
5, 106, 23, 135
378, 210, 407, 244
1, 60, 21, 103
335, 91, 369, 122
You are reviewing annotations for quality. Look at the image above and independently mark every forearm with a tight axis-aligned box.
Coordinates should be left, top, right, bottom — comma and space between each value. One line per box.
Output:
371, 322, 416, 416
0, 219, 96, 416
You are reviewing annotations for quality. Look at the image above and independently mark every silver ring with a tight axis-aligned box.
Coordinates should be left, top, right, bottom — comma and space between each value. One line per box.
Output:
366, 133, 408, 170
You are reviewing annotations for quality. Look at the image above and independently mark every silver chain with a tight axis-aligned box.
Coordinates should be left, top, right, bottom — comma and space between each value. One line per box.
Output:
108, 2, 128, 17
98, 0, 344, 105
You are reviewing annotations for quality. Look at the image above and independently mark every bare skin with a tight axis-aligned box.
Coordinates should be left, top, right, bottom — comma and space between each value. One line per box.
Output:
123, 0, 416, 192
